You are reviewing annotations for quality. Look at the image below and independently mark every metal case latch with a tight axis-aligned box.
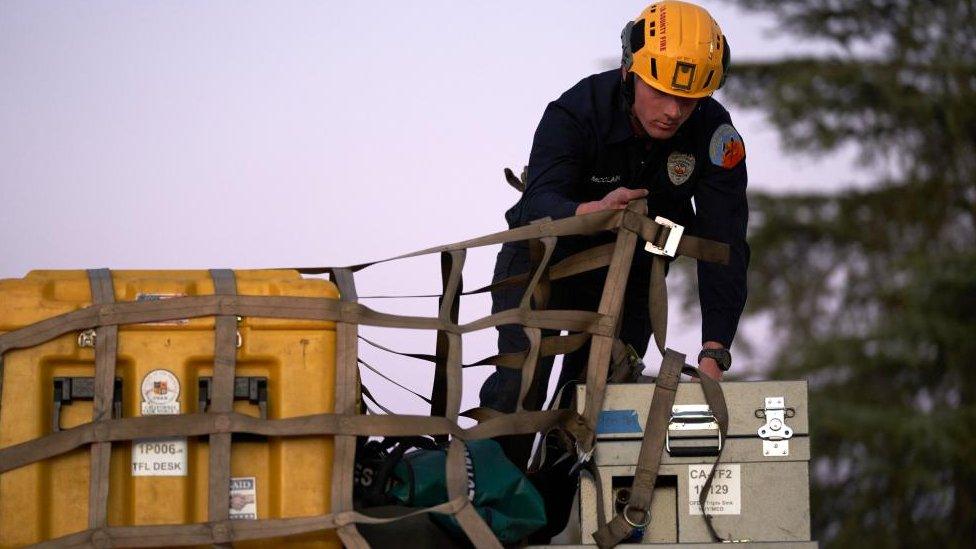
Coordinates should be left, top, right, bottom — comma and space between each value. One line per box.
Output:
757, 396, 794, 457
667, 404, 722, 456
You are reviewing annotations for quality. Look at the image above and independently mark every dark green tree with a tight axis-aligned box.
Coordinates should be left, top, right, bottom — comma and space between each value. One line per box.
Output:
718, 0, 976, 545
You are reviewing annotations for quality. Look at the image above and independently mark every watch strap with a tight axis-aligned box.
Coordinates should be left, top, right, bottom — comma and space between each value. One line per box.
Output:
698, 348, 732, 371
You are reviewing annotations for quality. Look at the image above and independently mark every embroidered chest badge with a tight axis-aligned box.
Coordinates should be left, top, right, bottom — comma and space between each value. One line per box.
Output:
709, 123, 746, 169
666, 152, 695, 185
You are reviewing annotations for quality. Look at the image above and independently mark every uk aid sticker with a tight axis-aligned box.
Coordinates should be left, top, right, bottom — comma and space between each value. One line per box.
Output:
708, 123, 745, 169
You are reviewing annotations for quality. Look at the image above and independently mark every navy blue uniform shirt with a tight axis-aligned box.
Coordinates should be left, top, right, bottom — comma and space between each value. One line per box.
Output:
502, 69, 750, 347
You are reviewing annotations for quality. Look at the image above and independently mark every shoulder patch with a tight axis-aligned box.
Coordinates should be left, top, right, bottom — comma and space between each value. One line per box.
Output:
708, 123, 745, 169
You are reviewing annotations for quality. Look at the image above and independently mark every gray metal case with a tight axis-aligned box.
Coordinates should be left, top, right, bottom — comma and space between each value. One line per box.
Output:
574, 381, 811, 545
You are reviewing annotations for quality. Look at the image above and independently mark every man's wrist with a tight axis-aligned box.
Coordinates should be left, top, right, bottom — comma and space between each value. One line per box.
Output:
698, 345, 732, 372
575, 201, 601, 215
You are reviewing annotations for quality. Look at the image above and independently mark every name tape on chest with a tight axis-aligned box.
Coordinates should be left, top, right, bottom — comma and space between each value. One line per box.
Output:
590, 174, 622, 185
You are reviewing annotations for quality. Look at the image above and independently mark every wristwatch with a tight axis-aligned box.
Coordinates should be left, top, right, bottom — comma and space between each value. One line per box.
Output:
698, 348, 732, 371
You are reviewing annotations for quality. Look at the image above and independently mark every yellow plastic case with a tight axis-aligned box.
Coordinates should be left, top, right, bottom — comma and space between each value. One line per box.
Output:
0, 270, 341, 547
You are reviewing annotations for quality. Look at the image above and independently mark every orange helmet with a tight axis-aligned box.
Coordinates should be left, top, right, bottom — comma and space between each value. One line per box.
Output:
621, 1, 730, 99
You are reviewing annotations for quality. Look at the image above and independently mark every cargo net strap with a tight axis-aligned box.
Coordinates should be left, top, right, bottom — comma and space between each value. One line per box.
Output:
0, 200, 730, 548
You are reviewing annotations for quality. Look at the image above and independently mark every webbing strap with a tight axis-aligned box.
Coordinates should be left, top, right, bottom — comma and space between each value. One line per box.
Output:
0, 409, 588, 475
34, 497, 474, 548
516, 329, 544, 413
634, 210, 733, 355
431, 250, 465, 426
208, 269, 237, 536
581, 200, 646, 455
358, 357, 432, 404
607, 338, 639, 383
548, 242, 616, 281
686, 363, 731, 542
292, 209, 726, 277
358, 242, 616, 300
292, 208, 624, 275
329, 268, 369, 548
525, 225, 555, 311
440, 247, 503, 546
0, 213, 731, 359
85, 269, 116, 531
583, 458, 608, 536
448, 439, 504, 548
434, 250, 465, 433
0, 297, 615, 356
591, 355, 732, 547
649, 255, 669, 354
0, 198, 736, 546
517, 233, 556, 412
358, 331, 592, 370
622, 212, 731, 266
593, 349, 684, 547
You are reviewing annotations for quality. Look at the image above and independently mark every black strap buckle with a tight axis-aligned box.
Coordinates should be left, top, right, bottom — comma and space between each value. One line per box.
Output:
198, 376, 268, 419
52, 377, 123, 432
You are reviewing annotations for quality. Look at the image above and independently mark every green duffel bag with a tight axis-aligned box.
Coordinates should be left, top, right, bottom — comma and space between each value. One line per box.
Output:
387, 439, 547, 544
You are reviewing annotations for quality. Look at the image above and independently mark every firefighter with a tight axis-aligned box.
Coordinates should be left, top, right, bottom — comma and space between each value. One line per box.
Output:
480, 0, 749, 468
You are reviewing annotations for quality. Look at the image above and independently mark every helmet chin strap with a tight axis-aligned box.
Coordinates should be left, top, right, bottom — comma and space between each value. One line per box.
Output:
621, 79, 649, 140
718, 38, 731, 89
620, 19, 637, 110
622, 71, 636, 110
629, 112, 649, 140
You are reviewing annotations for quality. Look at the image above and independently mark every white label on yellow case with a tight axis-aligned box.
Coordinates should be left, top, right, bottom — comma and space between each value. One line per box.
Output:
132, 369, 187, 476
688, 464, 741, 515
139, 369, 181, 416
131, 438, 188, 476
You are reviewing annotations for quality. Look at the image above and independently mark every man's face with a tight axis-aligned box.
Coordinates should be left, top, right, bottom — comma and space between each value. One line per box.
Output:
632, 76, 700, 140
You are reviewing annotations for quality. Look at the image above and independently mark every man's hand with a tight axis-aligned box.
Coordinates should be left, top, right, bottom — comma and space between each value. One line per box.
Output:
576, 187, 649, 215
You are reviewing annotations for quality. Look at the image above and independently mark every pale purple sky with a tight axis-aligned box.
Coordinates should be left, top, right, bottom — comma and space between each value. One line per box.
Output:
1, 1, 870, 417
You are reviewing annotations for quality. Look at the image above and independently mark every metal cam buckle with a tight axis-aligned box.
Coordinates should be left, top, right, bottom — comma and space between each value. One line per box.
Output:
644, 216, 684, 257
666, 404, 723, 456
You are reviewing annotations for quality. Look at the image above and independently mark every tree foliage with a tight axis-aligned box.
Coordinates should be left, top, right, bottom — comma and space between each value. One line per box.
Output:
720, 0, 976, 545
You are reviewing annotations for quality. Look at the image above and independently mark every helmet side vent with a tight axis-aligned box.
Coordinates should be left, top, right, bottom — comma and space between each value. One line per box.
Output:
630, 19, 646, 52
650, 57, 658, 79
